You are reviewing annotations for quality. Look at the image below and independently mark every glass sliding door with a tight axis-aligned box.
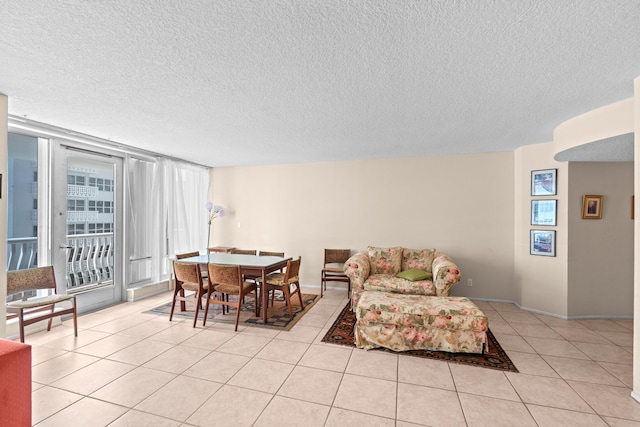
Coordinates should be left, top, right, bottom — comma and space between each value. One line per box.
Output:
51, 143, 124, 313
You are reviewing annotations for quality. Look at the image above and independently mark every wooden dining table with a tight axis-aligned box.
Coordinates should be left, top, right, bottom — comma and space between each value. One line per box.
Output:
177, 253, 291, 323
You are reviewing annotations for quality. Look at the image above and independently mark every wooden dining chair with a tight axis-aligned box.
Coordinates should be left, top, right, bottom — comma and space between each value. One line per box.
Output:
258, 250, 285, 257
170, 261, 208, 328
321, 249, 351, 297
204, 264, 260, 331
175, 250, 207, 307
231, 249, 257, 255
261, 257, 304, 318
6, 266, 78, 343
244, 250, 285, 285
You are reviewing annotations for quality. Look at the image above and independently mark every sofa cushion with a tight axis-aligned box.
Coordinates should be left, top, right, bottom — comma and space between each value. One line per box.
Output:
363, 274, 436, 296
402, 248, 436, 273
368, 246, 402, 274
396, 268, 432, 281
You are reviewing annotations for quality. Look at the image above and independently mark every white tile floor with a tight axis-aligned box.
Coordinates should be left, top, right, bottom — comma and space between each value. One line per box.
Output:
23, 289, 640, 426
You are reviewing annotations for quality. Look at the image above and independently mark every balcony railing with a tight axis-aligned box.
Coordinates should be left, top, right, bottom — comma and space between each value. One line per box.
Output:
7, 234, 114, 290
7, 237, 38, 271
67, 184, 97, 198
67, 211, 98, 222
65, 233, 114, 291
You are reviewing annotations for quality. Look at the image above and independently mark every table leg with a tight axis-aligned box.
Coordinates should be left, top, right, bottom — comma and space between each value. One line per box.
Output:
261, 269, 268, 323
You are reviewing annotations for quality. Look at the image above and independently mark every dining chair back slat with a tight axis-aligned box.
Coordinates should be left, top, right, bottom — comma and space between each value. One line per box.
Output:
231, 249, 257, 255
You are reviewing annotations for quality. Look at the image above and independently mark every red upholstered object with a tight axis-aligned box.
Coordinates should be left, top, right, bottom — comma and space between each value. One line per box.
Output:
0, 339, 31, 426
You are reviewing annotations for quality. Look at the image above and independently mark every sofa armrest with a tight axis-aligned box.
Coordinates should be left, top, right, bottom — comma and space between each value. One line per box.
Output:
432, 253, 461, 296
344, 252, 370, 291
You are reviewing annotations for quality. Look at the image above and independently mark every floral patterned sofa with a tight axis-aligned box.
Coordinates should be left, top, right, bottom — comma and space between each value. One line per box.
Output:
344, 246, 461, 309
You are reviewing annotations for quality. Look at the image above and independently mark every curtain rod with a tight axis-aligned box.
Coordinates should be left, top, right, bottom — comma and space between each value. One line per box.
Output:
8, 115, 210, 170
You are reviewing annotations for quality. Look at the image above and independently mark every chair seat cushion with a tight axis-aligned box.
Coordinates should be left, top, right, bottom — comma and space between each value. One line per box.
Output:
7, 294, 73, 309
214, 282, 256, 295
363, 274, 436, 296
263, 272, 299, 286
181, 281, 209, 292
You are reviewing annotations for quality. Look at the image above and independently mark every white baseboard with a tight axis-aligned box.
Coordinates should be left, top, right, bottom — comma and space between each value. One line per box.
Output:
469, 297, 633, 320
127, 280, 171, 302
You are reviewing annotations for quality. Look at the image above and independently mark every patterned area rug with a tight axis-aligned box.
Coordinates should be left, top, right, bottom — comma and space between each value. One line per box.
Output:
145, 293, 319, 331
322, 302, 518, 372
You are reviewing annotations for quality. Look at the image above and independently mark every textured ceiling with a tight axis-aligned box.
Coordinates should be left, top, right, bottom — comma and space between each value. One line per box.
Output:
1, 1, 639, 167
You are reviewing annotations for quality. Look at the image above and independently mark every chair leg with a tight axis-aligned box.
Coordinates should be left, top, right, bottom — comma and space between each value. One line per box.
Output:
179, 288, 186, 312
296, 282, 304, 310
192, 291, 201, 328
254, 292, 260, 317
203, 296, 211, 326
72, 303, 78, 337
234, 301, 241, 331
18, 311, 25, 343
283, 286, 294, 318
169, 287, 180, 321
47, 303, 56, 331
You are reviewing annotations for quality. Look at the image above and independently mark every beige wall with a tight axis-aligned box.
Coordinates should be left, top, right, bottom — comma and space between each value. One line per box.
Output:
568, 162, 634, 317
0, 94, 7, 338
210, 152, 516, 300
514, 142, 569, 316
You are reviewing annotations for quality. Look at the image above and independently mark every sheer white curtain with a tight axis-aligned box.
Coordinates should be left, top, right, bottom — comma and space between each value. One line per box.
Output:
165, 159, 209, 257
125, 156, 209, 286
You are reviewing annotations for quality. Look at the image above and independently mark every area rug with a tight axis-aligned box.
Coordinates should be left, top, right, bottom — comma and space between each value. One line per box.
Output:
145, 293, 319, 331
322, 302, 518, 372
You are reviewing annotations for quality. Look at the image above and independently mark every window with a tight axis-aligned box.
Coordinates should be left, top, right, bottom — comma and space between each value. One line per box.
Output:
67, 199, 85, 211
67, 224, 86, 235
88, 223, 113, 234
68, 175, 86, 186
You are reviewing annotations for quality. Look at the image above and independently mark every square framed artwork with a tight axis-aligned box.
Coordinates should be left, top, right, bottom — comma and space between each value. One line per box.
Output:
531, 200, 557, 226
530, 230, 556, 257
531, 169, 557, 196
582, 195, 603, 219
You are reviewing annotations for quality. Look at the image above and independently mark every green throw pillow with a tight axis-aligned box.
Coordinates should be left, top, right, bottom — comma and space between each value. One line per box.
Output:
396, 268, 432, 281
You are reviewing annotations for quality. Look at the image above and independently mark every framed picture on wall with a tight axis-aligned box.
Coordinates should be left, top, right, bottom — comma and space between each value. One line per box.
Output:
531, 169, 557, 196
530, 230, 556, 257
582, 195, 603, 219
531, 200, 557, 226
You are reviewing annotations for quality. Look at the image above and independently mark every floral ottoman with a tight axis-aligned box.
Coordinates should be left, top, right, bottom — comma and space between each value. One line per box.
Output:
354, 291, 488, 354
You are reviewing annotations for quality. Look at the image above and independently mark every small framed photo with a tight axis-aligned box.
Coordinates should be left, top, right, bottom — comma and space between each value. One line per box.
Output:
531, 169, 557, 196
530, 230, 556, 257
531, 200, 557, 226
582, 195, 603, 219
